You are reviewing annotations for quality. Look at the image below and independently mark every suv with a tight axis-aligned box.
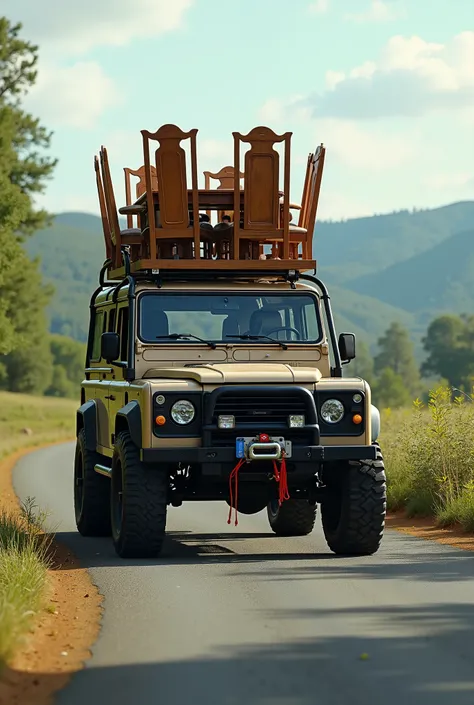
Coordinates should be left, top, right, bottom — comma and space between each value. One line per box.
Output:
74, 263, 386, 559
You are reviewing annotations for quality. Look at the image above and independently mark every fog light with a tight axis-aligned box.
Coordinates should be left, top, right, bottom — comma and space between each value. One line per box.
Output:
218, 415, 235, 429
288, 415, 305, 428
156, 394, 166, 405
353, 393, 363, 404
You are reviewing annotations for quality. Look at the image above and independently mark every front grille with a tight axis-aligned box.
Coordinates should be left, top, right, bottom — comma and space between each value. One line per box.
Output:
213, 391, 307, 425
210, 431, 315, 447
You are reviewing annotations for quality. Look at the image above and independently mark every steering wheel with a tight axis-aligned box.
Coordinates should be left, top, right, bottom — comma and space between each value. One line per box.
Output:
265, 326, 301, 341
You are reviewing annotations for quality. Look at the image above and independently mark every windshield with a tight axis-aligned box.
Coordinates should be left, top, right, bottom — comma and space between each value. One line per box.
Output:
138, 292, 322, 344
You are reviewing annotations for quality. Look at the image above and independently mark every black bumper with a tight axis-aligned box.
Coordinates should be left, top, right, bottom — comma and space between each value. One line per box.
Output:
140, 444, 377, 464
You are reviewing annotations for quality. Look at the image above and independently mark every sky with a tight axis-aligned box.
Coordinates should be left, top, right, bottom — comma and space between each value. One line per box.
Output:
4, 0, 474, 221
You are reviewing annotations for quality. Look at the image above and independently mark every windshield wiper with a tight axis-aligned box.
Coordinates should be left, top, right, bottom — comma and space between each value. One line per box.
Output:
155, 333, 216, 349
226, 334, 288, 350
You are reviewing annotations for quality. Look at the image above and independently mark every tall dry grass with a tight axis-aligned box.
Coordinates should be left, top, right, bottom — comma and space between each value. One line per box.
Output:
381, 386, 474, 530
0, 499, 52, 668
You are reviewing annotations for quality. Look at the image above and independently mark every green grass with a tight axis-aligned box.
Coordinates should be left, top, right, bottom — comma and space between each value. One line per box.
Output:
0, 392, 74, 668
0, 391, 76, 460
381, 386, 474, 530
0, 499, 52, 669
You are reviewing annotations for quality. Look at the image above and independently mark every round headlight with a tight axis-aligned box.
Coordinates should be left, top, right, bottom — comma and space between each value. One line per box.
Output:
321, 399, 345, 424
171, 400, 195, 425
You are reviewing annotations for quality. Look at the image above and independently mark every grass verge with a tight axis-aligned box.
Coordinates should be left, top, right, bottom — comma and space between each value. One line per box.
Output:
0, 392, 76, 671
0, 391, 76, 460
381, 385, 474, 531
0, 500, 52, 670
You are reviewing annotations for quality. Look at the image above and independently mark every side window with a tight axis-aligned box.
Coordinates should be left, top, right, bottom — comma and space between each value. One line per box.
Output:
117, 307, 129, 362
91, 310, 105, 361
108, 308, 116, 332
302, 301, 320, 341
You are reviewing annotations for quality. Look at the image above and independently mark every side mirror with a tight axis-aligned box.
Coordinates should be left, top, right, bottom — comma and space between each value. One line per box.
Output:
101, 332, 120, 362
338, 332, 356, 362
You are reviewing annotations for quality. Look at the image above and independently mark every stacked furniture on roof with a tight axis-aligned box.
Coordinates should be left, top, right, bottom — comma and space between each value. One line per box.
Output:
94, 123, 326, 279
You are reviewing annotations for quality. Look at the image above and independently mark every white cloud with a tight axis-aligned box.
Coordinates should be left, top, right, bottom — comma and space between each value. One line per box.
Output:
423, 172, 473, 191
316, 119, 415, 170
297, 31, 474, 119
345, 0, 405, 23
308, 0, 329, 14
316, 191, 375, 220
198, 138, 232, 165
3, 0, 193, 54
25, 61, 119, 129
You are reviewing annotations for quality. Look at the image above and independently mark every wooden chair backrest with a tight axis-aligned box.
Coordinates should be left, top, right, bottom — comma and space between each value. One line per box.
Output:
204, 166, 244, 190
94, 155, 113, 261
99, 146, 124, 268
233, 126, 291, 235
203, 166, 244, 221
297, 153, 313, 227
140, 124, 200, 260
124, 165, 158, 227
301, 144, 325, 236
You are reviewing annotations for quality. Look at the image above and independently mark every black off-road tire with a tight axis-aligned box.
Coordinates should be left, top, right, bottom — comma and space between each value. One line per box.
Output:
321, 443, 386, 556
267, 499, 317, 536
111, 431, 168, 559
74, 428, 111, 536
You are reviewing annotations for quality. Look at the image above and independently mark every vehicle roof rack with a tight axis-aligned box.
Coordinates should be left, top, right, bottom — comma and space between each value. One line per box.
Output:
100, 251, 315, 287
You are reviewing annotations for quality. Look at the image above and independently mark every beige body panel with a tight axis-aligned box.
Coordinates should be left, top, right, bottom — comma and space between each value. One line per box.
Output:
142, 363, 322, 385
83, 278, 374, 454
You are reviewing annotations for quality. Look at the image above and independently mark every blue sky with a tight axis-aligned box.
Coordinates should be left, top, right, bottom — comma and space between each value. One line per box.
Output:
4, 0, 474, 220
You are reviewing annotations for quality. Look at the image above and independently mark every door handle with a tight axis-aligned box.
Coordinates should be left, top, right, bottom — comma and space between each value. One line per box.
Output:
105, 395, 116, 401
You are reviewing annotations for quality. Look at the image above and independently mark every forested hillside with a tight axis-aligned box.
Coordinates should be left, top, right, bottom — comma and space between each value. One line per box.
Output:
25, 202, 474, 353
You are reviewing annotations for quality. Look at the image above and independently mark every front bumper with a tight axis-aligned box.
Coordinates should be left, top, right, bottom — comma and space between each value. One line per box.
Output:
140, 444, 377, 465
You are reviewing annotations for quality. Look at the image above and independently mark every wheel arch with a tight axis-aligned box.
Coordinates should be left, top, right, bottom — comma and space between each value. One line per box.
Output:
115, 401, 142, 449
370, 404, 381, 443
76, 400, 97, 452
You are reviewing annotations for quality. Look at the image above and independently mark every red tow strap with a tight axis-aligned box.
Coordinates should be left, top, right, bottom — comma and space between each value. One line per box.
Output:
273, 456, 290, 506
227, 458, 245, 526
226, 455, 290, 526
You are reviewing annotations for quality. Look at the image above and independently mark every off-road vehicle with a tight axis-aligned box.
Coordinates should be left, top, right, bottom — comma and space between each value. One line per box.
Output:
74, 259, 386, 559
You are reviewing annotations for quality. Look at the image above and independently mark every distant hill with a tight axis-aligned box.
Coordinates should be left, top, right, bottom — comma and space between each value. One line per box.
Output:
25, 216, 105, 341
23, 201, 474, 354
314, 201, 474, 283
350, 229, 474, 316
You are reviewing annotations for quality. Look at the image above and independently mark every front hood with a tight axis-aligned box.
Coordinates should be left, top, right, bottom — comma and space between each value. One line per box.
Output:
144, 363, 322, 385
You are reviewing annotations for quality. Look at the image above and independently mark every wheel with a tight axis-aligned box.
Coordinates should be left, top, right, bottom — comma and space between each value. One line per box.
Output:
111, 431, 168, 559
267, 499, 317, 536
321, 443, 386, 555
226, 491, 268, 516
74, 428, 111, 536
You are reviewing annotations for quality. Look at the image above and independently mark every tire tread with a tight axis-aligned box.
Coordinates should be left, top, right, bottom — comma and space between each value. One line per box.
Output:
322, 444, 386, 555
112, 431, 167, 558
268, 499, 317, 536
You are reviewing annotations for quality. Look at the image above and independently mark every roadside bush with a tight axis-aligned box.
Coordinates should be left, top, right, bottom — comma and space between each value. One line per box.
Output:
382, 386, 474, 528
0, 499, 50, 668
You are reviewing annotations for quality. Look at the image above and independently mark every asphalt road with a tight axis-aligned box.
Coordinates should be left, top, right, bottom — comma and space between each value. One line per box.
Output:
13, 443, 474, 705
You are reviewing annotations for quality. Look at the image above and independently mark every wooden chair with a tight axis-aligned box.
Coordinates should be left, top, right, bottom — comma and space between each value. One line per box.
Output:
96, 149, 144, 269
268, 146, 325, 259
289, 144, 325, 259
94, 155, 113, 261
203, 166, 244, 222
141, 124, 212, 260
204, 165, 244, 190
123, 165, 158, 228
233, 126, 292, 260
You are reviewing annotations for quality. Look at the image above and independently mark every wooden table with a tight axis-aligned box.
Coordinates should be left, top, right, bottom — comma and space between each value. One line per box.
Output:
118, 189, 295, 216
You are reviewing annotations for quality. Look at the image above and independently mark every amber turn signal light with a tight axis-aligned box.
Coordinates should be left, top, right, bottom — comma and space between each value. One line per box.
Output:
352, 414, 363, 425
155, 415, 166, 426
